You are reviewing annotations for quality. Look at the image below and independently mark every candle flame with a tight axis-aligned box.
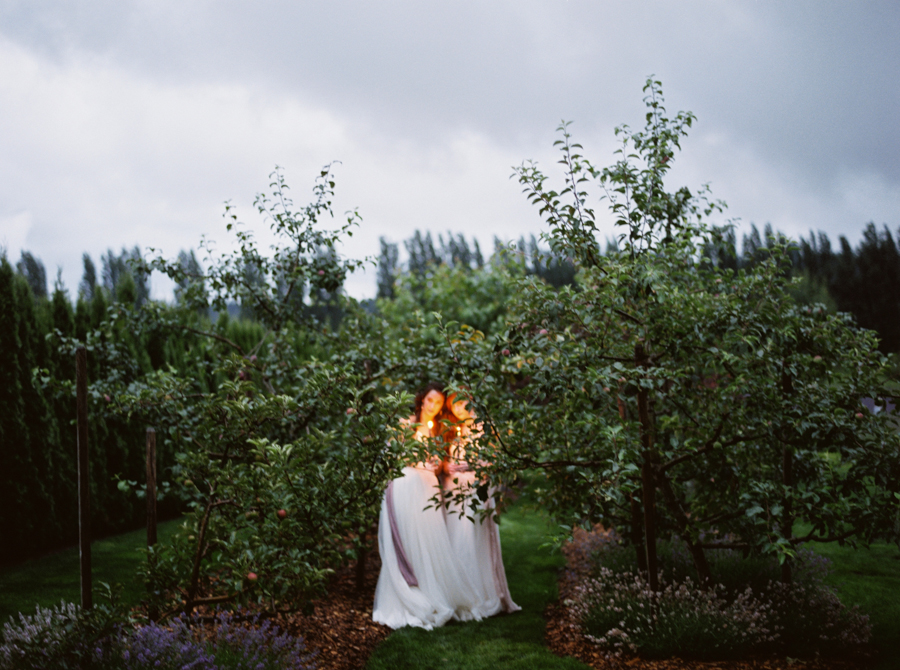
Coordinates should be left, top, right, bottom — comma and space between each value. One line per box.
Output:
427, 420, 434, 428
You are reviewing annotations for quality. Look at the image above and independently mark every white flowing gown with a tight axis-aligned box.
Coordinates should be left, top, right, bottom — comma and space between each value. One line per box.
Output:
444, 437, 520, 616
372, 461, 492, 629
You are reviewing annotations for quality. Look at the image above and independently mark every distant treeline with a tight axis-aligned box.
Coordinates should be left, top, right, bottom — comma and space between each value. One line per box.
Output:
704, 222, 900, 353
375, 231, 577, 300
378, 225, 900, 354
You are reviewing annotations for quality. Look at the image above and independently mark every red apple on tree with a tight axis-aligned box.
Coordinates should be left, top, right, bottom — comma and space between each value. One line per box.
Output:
277, 509, 287, 520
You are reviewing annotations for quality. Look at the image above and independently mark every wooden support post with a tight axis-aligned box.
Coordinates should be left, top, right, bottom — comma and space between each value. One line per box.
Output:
146, 428, 157, 548
76, 346, 92, 610
146, 427, 158, 621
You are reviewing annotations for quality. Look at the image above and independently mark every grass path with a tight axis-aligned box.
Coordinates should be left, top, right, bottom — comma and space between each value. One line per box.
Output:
0, 519, 180, 625
364, 506, 589, 670
812, 541, 900, 670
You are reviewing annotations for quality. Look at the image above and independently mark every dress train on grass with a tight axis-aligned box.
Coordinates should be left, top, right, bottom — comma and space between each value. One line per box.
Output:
372, 465, 492, 630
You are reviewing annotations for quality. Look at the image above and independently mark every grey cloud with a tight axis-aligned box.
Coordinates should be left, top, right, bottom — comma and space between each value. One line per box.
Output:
1, 0, 898, 299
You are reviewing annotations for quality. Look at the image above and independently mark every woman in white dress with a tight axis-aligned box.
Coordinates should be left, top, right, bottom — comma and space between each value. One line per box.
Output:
372, 383, 490, 629
443, 391, 520, 616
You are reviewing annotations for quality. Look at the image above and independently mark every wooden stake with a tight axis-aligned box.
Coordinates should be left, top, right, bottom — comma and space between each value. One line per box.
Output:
146, 428, 157, 548
146, 427, 158, 621
76, 346, 92, 610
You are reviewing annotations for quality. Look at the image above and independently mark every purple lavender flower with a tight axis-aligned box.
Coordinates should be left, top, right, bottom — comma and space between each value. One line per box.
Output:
123, 616, 215, 670
208, 610, 317, 670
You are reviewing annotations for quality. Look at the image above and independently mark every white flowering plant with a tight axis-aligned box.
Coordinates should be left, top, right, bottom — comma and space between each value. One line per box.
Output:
564, 529, 872, 661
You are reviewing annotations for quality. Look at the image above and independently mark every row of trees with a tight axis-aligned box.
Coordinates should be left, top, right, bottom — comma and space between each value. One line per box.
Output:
376, 231, 576, 300
0, 253, 161, 564
0, 245, 275, 563
376, 223, 900, 355
16, 247, 150, 307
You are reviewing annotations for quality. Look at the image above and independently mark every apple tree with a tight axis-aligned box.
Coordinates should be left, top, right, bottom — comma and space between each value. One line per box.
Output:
440, 79, 900, 588
68, 167, 420, 617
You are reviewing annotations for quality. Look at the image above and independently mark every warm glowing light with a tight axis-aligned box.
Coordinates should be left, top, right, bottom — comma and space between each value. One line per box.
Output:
427, 420, 434, 428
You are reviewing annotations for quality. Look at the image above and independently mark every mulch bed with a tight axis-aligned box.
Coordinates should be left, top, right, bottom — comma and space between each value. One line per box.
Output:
273, 549, 391, 670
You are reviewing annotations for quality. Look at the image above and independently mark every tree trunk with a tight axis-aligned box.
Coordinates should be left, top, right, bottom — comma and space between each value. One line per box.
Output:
640, 458, 658, 592
186, 494, 215, 611
635, 342, 658, 592
630, 491, 647, 574
781, 444, 793, 585
780, 366, 794, 585
619, 382, 647, 574
658, 471, 713, 585
356, 527, 368, 593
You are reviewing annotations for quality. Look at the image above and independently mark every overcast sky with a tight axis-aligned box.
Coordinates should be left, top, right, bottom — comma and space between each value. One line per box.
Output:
1, 0, 898, 300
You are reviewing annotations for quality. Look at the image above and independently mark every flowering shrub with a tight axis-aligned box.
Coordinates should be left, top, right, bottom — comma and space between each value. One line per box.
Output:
1, 601, 316, 670
765, 580, 871, 659
565, 530, 872, 661
0, 586, 126, 670
0, 601, 88, 669
568, 569, 777, 660
122, 610, 316, 669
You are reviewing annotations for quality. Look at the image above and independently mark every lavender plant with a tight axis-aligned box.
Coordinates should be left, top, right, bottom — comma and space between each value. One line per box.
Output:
763, 577, 871, 658
0, 588, 125, 670
122, 615, 214, 669
2, 600, 316, 670
122, 610, 316, 670
0, 601, 82, 669
206, 610, 316, 670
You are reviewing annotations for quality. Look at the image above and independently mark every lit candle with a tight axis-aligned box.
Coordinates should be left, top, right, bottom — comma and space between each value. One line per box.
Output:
427, 420, 433, 429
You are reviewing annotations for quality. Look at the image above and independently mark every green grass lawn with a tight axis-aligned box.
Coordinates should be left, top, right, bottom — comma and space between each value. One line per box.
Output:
364, 506, 589, 670
0, 519, 180, 626
812, 539, 900, 670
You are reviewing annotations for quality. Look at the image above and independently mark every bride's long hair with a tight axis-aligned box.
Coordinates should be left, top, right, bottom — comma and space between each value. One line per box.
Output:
413, 381, 447, 437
